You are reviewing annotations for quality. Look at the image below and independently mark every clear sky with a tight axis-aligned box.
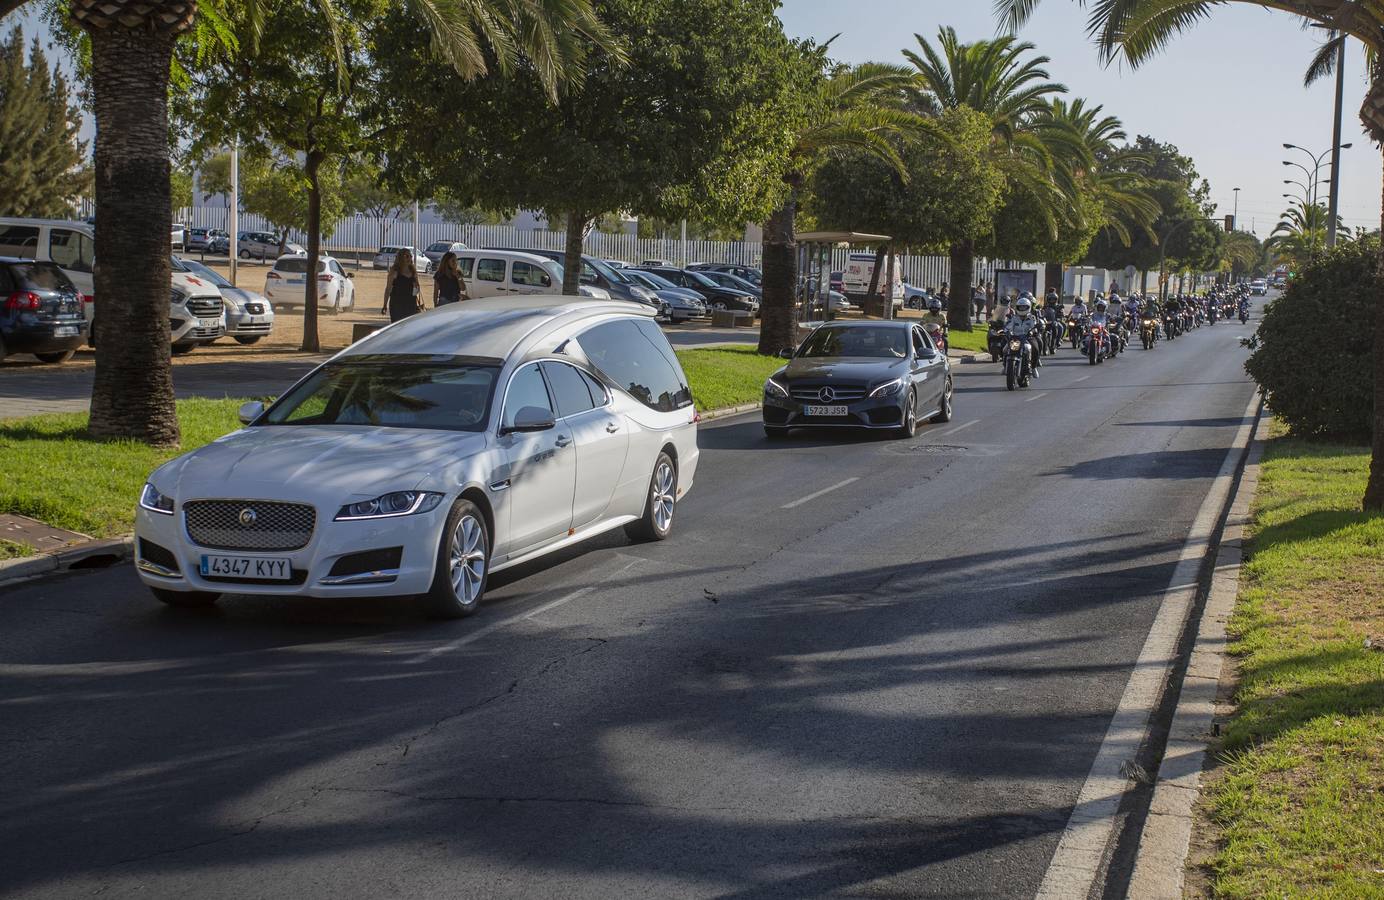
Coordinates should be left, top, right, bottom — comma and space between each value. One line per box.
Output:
778, 0, 1382, 238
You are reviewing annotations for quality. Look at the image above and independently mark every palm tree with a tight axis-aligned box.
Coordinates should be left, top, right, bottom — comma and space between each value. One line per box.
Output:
1267, 199, 1340, 268
905, 27, 1070, 331
0, 0, 610, 446
995, 0, 1384, 511
758, 62, 919, 356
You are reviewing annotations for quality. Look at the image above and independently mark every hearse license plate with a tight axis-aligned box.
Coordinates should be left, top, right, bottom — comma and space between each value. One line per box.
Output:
804, 405, 848, 417
200, 554, 291, 580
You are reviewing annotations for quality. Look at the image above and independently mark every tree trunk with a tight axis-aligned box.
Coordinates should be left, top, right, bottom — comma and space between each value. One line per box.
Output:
85, 24, 179, 445
947, 239, 974, 332
562, 211, 587, 296
1364, 142, 1384, 510
301, 150, 323, 354
756, 188, 798, 355
1044, 261, 1062, 299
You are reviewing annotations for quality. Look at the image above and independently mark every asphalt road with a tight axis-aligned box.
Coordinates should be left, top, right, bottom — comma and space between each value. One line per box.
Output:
0, 315, 1259, 899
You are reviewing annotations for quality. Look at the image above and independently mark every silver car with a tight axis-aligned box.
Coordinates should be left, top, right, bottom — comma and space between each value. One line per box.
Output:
423, 240, 469, 270
373, 245, 430, 271
177, 257, 275, 344
134, 298, 700, 618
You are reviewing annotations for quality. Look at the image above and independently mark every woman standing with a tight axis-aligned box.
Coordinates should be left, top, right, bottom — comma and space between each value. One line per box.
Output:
381, 248, 421, 323
432, 252, 467, 307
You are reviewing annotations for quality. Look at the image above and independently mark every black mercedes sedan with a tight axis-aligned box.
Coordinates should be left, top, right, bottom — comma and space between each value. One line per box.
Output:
633, 266, 759, 314
762, 321, 953, 439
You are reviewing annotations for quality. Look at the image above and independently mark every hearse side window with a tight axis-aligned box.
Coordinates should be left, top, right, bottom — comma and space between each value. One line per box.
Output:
577, 318, 692, 412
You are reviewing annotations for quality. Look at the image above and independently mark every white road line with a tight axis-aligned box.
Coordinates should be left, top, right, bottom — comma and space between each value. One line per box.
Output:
1035, 391, 1262, 900
1072, 375, 1091, 383
781, 477, 859, 510
937, 419, 979, 437
416, 559, 641, 662
1023, 392, 1048, 403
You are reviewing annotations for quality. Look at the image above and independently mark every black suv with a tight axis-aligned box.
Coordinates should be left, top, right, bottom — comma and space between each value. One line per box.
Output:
634, 266, 759, 313
0, 258, 86, 364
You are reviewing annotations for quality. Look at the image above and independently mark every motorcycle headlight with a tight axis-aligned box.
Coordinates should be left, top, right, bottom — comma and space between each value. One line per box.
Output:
1009, 340, 1021, 351
139, 482, 175, 516
869, 377, 905, 398
764, 377, 789, 400
335, 490, 444, 521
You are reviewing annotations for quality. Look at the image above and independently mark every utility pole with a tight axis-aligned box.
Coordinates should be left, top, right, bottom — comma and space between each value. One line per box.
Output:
1232, 187, 1241, 231
1327, 37, 1347, 247
229, 141, 239, 286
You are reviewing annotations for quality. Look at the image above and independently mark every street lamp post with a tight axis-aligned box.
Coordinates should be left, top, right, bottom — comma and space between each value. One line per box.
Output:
1327, 36, 1348, 247
1283, 142, 1350, 213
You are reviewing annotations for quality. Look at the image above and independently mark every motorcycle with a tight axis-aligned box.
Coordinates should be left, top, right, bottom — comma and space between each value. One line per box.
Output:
1067, 315, 1085, 350
987, 320, 1007, 363
925, 321, 949, 354
1238, 303, 1249, 324
1140, 316, 1158, 350
1086, 321, 1110, 365
1003, 333, 1034, 390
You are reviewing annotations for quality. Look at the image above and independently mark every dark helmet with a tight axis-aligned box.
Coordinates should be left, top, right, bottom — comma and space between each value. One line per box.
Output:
927, 297, 942, 311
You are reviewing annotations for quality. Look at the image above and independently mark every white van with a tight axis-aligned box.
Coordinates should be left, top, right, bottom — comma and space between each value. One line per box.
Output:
453, 250, 610, 300
0, 218, 95, 303
0, 217, 224, 352
842, 251, 904, 308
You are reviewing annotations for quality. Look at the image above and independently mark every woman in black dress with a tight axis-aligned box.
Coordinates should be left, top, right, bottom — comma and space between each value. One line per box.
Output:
381, 248, 420, 323
432, 252, 467, 306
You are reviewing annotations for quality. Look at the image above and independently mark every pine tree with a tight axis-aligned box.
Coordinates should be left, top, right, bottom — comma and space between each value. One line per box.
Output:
0, 27, 90, 218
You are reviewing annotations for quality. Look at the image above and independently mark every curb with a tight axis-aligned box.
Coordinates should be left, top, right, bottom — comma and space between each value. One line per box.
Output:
0, 536, 133, 590
1124, 409, 1272, 898
699, 402, 761, 421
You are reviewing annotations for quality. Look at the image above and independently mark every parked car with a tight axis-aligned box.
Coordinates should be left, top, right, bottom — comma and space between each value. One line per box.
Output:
623, 269, 707, 322
423, 240, 469, 270
602, 259, 630, 269
373, 245, 429, 271
640, 258, 674, 267
483, 247, 660, 306
761, 321, 952, 439
172, 223, 187, 251
100, 257, 227, 355
634, 266, 758, 314
186, 228, 212, 251
238, 232, 304, 260
264, 254, 355, 312
176, 257, 276, 344
689, 262, 762, 286
133, 298, 699, 617
450, 250, 611, 302
209, 232, 231, 255
0, 258, 87, 364
697, 269, 762, 299
0, 218, 95, 312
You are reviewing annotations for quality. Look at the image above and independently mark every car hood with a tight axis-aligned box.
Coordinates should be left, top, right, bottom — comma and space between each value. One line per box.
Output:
221, 287, 267, 307
172, 271, 224, 299
658, 289, 703, 305
155, 425, 488, 502
781, 356, 908, 385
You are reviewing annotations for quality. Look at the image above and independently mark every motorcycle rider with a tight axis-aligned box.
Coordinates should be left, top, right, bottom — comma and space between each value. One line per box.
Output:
920, 297, 948, 349
1106, 289, 1127, 352
1088, 297, 1115, 358
1042, 287, 1066, 345
1003, 295, 1043, 374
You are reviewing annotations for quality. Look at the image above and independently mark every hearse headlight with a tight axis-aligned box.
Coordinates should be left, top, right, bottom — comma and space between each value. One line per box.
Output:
336, 491, 444, 521
139, 483, 175, 516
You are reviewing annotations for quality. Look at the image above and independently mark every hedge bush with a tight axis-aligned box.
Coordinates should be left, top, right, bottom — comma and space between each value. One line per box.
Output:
1245, 237, 1376, 438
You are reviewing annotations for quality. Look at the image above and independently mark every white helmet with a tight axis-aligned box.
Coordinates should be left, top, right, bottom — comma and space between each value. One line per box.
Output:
1014, 297, 1033, 317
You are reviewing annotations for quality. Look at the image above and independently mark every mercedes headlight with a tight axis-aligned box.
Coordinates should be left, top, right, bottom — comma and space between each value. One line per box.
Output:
764, 377, 789, 400
139, 483, 175, 516
335, 490, 444, 521
869, 377, 905, 398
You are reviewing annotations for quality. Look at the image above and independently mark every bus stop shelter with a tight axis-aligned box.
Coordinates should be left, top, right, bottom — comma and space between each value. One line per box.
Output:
795, 231, 893, 323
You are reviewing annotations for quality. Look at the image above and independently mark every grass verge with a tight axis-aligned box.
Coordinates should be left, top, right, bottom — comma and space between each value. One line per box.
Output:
1203, 423, 1384, 897
946, 327, 990, 355
676, 345, 781, 412
0, 540, 34, 560
0, 348, 779, 538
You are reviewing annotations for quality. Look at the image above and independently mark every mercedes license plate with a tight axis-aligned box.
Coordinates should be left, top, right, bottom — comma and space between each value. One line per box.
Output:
804, 405, 848, 417
200, 554, 291, 581
53, 326, 79, 337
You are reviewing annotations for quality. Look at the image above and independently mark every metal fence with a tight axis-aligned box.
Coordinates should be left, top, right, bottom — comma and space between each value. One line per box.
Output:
171, 205, 1032, 290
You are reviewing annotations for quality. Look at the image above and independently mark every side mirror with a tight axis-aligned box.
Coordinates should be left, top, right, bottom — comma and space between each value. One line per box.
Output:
506, 406, 556, 434
345, 272, 354, 279
917, 348, 937, 360
777, 348, 794, 360
238, 400, 264, 424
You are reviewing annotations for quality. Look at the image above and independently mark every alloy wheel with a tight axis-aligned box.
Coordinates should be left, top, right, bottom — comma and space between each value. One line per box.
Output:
652, 460, 676, 532
449, 514, 487, 605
